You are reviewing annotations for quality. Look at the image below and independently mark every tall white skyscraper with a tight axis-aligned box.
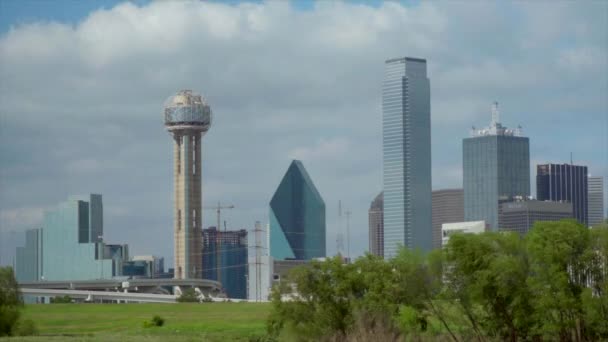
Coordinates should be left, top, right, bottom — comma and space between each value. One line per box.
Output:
382, 57, 432, 257
588, 176, 605, 227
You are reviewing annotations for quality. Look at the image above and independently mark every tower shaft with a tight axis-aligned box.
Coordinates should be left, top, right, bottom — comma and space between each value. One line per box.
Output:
172, 130, 202, 279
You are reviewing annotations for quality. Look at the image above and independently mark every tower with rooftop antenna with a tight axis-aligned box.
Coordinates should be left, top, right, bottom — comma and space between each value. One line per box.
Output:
164, 90, 212, 279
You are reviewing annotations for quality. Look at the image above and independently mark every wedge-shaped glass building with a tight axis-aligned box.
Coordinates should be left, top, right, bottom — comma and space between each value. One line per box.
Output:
270, 160, 326, 260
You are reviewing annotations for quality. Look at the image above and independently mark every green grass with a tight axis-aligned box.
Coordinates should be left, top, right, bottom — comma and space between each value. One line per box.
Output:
8, 302, 271, 341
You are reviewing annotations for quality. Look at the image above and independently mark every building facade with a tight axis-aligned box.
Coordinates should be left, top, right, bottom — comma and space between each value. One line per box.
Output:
587, 176, 604, 227
164, 90, 212, 279
432, 189, 464, 249
499, 200, 573, 236
15, 228, 42, 282
15, 194, 128, 282
463, 102, 530, 231
202, 227, 248, 299
368, 192, 384, 257
537, 163, 588, 226
382, 57, 432, 257
270, 160, 326, 260
441, 221, 486, 247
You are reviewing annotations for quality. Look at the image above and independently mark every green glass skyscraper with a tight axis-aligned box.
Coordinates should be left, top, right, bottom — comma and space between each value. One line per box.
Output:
270, 160, 326, 260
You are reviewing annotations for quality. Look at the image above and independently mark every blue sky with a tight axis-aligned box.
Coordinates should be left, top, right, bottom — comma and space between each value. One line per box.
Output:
0, 0, 606, 266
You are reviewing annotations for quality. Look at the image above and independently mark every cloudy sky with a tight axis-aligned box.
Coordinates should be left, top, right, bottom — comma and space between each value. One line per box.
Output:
0, 0, 606, 266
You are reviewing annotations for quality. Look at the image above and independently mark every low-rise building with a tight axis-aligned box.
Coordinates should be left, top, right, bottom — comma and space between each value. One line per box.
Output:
499, 200, 572, 236
441, 221, 487, 247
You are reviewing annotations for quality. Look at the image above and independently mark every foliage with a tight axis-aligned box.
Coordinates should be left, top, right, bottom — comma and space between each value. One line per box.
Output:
14, 318, 38, 336
268, 219, 608, 341
177, 288, 200, 303
143, 315, 165, 328
0, 266, 23, 337
50, 295, 73, 304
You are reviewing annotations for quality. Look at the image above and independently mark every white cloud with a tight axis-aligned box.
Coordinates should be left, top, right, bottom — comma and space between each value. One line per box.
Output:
0, 1, 605, 265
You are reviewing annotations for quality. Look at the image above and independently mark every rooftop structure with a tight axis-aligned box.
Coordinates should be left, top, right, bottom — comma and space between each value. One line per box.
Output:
470, 102, 522, 137
164, 90, 212, 280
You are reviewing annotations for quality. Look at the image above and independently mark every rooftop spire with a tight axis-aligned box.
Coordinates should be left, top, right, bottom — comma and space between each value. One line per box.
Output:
491, 101, 500, 126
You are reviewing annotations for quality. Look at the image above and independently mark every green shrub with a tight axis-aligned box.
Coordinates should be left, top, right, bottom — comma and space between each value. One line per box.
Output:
50, 295, 73, 304
143, 315, 165, 328
177, 288, 199, 303
14, 319, 38, 336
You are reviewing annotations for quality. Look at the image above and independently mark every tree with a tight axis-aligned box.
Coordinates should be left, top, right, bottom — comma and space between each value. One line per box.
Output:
526, 219, 594, 341
177, 288, 200, 303
0, 267, 23, 337
444, 231, 535, 341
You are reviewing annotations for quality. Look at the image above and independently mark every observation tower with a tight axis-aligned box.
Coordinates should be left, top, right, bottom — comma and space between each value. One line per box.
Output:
164, 90, 212, 279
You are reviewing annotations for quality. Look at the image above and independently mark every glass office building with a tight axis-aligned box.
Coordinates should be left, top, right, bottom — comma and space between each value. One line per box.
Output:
201, 227, 248, 299
588, 176, 605, 227
537, 163, 588, 226
463, 103, 530, 231
382, 57, 432, 256
15, 194, 128, 281
270, 160, 326, 260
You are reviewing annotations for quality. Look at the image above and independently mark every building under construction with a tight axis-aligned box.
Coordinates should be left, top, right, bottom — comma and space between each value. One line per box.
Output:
202, 227, 248, 299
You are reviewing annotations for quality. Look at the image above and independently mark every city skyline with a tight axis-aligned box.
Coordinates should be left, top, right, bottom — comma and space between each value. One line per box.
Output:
1, 1, 606, 267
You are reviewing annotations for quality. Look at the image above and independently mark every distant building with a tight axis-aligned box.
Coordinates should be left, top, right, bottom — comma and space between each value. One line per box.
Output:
382, 57, 432, 256
15, 194, 129, 282
123, 255, 165, 278
441, 221, 486, 247
588, 176, 605, 227
202, 227, 248, 299
247, 255, 273, 302
464, 102, 530, 231
270, 160, 326, 260
499, 200, 573, 236
15, 228, 42, 282
368, 192, 384, 257
537, 163, 588, 226
432, 189, 464, 249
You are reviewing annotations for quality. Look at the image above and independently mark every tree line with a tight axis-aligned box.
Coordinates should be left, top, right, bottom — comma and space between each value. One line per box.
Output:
267, 219, 608, 341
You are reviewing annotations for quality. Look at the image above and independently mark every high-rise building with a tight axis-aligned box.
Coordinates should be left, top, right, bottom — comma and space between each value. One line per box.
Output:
15, 194, 128, 281
441, 221, 486, 247
15, 228, 42, 282
537, 163, 588, 226
270, 160, 326, 260
463, 102, 530, 231
164, 90, 212, 279
587, 176, 604, 227
432, 189, 464, 249
368, 192, 384, 257
499, 200, 573, 236
202, 227, 248, 299
382, 57, 432, 257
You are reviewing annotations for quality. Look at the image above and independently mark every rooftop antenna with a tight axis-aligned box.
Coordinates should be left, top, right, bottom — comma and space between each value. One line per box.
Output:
491, 101, 500, 125
570, 152, 573, 165
345, 209, 352, 263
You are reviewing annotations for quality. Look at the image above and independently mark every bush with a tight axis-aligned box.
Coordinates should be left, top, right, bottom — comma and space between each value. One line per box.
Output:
143, 315, 165, 328
177, 288, 199, 303
0, 266, 22, 337
50, 295, 73, 304
14, 319, 38, 336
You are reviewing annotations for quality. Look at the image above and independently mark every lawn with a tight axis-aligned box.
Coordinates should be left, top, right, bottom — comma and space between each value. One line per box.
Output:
8, 302, 271, 342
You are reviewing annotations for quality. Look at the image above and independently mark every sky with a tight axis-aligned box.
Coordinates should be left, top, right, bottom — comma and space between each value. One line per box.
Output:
0, 0, 607, 267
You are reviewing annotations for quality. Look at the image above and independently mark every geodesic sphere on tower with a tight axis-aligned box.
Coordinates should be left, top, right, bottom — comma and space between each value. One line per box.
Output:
163, 89, 212, 132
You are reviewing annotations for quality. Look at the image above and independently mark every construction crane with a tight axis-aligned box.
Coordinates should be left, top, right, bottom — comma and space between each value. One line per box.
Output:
203, 202, 235, 282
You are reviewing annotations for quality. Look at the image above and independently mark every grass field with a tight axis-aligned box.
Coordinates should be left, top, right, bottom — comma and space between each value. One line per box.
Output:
7, 303, 271, 342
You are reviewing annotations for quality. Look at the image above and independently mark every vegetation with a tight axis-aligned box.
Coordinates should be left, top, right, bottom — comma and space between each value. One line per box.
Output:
143, 315, 165, 328
50, 295, 73, 304
15, 302, 269, 341
268, 219, 608, 341
176, 288, 200, 303
0, 266, 24, 336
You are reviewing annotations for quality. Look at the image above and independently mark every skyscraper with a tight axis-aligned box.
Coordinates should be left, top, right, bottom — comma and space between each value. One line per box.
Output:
164, 90, 212, 279
588, 176, 605, 227
537, 163, 588, 226
368, 192, 384, 257
202, 227, 248, 299
15, 194, 129, 281
382, 57, 432, 256
463, 102, 530, 231
270, 160, 326, 260
432, 189, 464, 249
